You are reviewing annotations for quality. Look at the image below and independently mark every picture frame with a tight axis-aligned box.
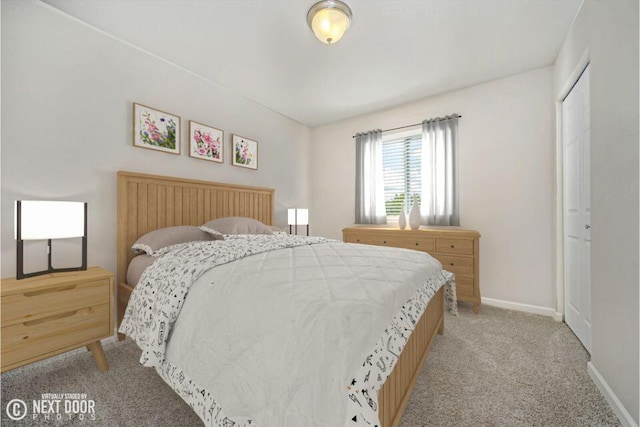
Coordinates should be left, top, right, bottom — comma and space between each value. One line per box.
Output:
133, 103, 181, 155
231, 134, 258, 170
189, 121, 224, 163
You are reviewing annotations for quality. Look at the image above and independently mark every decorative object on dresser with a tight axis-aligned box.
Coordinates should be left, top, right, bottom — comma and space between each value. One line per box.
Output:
133, 102, 180, 155
189, 120, 223, 163
231, 134, 258, 169
288, 208, 309, 236
408, 196, 421, 230
1, 267, 114, 372
398, 208, 407, 229
343, 226, 481, 313
15, 200, 87, 280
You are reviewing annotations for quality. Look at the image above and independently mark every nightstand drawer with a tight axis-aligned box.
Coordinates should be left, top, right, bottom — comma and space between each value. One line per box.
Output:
1, 304, 110, 367
432, 254, 474, 276
435, 238, 474, 255
1, 279, 110, 326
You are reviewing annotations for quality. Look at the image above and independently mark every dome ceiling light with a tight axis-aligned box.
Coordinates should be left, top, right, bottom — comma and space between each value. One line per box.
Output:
307, 0, 353, 45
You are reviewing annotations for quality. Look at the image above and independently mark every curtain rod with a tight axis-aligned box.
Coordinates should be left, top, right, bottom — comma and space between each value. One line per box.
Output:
351, 114, 462, 138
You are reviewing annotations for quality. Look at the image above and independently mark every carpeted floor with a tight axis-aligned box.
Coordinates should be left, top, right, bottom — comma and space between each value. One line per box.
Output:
1, 303, 620, 426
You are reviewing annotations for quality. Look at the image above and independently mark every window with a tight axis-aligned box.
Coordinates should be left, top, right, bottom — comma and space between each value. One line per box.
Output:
382, 131, 422, 218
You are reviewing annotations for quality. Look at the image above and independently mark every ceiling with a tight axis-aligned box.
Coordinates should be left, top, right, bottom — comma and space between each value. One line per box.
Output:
43, 0, 581, 127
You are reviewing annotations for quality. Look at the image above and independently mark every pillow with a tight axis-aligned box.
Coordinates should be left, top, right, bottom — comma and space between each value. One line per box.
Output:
131, 225, 221, 256
200, 217, 274, 236
127, 254, 156, 286
268, 225, 287, 235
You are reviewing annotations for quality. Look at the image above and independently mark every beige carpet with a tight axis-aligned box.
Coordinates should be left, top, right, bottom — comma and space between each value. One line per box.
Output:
1, 304, 620, 426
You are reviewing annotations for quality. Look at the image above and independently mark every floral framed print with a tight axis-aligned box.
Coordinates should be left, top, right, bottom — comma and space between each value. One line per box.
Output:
133, 103, 180, 154
189, 121, 223, 163
232, 134, 258, 170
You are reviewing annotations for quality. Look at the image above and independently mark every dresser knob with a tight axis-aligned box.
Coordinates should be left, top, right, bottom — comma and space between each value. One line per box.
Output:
450, 245, 455, 248
450, 263, 454, 266
383, 241, 387, 244
415, 242, 419, 246
356, 239, 360, 242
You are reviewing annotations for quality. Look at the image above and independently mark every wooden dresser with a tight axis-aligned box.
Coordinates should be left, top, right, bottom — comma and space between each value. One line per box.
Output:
1, 267, 114, 372
343, 226, 481, 313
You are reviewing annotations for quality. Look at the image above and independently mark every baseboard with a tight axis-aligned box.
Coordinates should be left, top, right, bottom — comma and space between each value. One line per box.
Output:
587, 362, 638, 427
481, 297, 563, 321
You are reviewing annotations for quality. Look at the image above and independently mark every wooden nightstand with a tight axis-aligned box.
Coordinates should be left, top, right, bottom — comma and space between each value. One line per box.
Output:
1, 267, 114, 372
343, 226, 482, 313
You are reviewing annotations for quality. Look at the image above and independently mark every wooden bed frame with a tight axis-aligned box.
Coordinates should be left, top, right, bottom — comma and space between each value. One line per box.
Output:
116, 171, 444, 427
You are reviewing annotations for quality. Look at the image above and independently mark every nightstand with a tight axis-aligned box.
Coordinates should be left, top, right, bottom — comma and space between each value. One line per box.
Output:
1, 267, 114, 372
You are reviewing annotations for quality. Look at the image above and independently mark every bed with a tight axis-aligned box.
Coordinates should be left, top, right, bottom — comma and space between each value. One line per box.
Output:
116, 171, 455, 427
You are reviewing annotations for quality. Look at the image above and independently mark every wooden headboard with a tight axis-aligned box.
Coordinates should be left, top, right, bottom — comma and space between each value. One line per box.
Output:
116, 171, 275, 287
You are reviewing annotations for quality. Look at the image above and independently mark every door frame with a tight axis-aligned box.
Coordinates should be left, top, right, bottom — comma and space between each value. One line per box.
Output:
555, 49, 590, 319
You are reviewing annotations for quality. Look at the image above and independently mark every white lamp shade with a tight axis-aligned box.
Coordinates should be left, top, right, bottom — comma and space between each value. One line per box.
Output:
15, 201, 85, 240
288, 208, 297, 226
296, 209, 309, 226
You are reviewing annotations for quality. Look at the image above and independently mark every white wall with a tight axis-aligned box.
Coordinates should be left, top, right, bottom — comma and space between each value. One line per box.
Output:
553, 1, 639, 423
1, 1, 311, 277
310, 67, 556, 309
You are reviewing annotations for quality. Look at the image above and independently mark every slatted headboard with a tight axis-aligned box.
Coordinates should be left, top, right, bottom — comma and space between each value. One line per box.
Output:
116, 171, 275, 287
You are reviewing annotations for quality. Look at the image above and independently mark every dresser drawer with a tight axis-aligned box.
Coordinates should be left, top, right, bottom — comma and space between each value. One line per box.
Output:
386, 235, 435, 252
345, 233, 381, 245
455, 276, 475, 299
1, 304, 110, 367
435, 238, 474, 255
432, 254, 474, 276
1, 279, 110, 326
345, 233, 435, 252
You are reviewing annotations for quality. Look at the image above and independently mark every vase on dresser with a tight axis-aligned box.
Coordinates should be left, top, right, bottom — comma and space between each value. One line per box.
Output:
399, 208, 407, 229
409, 198, 420, 230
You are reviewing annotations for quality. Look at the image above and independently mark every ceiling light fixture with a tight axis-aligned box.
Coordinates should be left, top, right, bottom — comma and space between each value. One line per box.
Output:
307, 0, 352, 45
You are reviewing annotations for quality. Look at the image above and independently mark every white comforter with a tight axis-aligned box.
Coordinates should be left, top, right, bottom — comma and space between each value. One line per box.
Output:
120, 234, 454, 426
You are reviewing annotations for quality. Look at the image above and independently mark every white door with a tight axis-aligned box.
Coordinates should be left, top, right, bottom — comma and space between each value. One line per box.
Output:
562, 65, 591, 353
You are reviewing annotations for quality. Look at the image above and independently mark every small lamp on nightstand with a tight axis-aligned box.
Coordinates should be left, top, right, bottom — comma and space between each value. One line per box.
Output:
288, 208, 310, 236
14, 200, 87, 280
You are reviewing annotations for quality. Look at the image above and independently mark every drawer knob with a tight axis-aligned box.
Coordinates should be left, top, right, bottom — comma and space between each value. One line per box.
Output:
450, 263, 454, 266
356, 239, 360, 242
383, 241, 387, 244
415, 242, 419, 246
450, 245, 455, 248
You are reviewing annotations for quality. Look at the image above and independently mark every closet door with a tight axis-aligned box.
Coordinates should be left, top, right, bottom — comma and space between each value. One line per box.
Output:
562, 65, 591, 352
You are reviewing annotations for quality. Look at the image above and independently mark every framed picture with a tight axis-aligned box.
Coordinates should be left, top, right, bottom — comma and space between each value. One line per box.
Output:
133, 103, 180, 154
231, 134, 258, 170
189, 121, 223, 163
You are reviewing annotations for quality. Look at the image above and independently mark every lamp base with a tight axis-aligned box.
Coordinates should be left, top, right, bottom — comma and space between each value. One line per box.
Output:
17, 238, 87, 280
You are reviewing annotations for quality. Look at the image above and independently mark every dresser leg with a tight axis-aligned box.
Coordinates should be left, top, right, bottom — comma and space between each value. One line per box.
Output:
117, 333, 126, 341
87, 342, 109, 371
472, 303, 480, 314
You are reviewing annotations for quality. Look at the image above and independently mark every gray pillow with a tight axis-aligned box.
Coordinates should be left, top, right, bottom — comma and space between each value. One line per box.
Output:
131, 225, 221, 256
200, 217, 274, 236
127, 254, 156, 286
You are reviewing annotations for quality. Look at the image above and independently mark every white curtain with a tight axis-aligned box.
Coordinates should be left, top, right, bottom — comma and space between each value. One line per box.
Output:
421, 116, 459, 225
355, 130, 387, 224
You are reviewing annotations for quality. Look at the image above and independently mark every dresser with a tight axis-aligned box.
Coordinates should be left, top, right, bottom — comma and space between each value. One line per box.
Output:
343, 226, 481, 313
1, 267, 114, 372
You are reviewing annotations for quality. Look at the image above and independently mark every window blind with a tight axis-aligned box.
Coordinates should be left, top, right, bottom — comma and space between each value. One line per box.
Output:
382, 134, 422, 217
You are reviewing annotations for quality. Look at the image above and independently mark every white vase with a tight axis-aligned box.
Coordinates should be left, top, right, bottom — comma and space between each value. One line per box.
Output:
398, 208, 407, 230
409, 199, 420, 230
